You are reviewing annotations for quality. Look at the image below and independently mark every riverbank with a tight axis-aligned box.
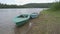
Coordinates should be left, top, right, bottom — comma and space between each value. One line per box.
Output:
14, 10, 60, 34
26, 10, 60, 34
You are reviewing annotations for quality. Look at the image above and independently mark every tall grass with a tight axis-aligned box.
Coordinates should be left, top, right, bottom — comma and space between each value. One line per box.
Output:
50, 1, 60, 11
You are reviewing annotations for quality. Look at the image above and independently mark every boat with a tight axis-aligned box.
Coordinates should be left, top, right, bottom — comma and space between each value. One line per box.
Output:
13, 14, 30, 27
13, 13, 38, 27
30, 13, 38, 19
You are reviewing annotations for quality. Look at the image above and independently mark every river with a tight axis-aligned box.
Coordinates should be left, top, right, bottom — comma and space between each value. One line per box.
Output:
0, 8, 44, 34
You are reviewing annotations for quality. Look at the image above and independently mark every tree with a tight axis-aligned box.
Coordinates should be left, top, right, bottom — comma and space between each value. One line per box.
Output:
50, 1, 60, 11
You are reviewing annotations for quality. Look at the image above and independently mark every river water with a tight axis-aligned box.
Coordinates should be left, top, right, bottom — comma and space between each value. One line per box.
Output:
0, 8, 44, 34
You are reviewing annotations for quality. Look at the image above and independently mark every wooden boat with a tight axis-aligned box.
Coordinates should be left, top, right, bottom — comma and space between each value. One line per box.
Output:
13, 14, 30, 27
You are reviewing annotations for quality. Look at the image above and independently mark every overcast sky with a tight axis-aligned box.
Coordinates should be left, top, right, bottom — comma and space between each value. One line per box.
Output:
0, 0, 59, 5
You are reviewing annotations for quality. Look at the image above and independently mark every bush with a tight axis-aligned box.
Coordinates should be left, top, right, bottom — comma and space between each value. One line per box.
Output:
50, 1, 60, 11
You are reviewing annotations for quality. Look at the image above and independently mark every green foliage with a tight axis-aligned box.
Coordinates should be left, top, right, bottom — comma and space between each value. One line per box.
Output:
22, 3, 53, 8
50, 2, 60, 11
0, 3, 24, 8
0, 3, 53, 8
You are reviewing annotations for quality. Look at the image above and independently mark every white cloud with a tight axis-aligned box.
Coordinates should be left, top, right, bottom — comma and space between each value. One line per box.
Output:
0, 0, 59, 5
15, 0, 31, 5
15, 0, 56, 5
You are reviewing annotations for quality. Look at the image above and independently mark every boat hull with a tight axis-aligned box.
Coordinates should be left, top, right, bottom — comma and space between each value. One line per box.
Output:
13, 14, 30, 27
16, 20, 29, 27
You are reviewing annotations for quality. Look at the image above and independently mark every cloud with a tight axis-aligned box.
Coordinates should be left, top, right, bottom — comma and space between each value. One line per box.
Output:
15, 0, 31, 5
0, 0, 57, 5
15, 0, 56, 5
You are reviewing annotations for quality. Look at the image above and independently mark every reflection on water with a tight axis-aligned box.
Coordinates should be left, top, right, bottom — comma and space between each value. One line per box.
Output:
0, 8, 43, 34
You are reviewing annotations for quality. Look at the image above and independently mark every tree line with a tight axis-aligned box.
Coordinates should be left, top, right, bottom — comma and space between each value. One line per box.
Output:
0, 3, 53, 8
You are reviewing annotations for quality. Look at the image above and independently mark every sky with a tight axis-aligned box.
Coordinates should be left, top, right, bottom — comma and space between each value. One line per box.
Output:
0, 0, 59, 5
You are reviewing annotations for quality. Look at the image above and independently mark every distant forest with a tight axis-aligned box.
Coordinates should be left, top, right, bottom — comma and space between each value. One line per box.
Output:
0, 3, 53, 8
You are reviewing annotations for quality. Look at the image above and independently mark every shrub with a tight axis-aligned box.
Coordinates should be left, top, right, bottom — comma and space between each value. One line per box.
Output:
50, 1, 60, 11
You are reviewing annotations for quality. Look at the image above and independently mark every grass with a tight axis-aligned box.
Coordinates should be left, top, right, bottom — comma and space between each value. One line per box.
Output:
26, 10, 60, 34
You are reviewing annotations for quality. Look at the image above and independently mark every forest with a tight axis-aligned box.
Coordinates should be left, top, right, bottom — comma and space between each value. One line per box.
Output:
0, 3, 53, 8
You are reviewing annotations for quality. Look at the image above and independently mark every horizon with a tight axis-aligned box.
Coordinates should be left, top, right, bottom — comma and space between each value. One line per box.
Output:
0, 2, 53, 5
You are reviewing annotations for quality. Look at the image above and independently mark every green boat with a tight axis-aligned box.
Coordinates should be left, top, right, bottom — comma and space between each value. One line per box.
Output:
30, 13, 38, 19
13, 14, 30, 27
13, 13, 38, 27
